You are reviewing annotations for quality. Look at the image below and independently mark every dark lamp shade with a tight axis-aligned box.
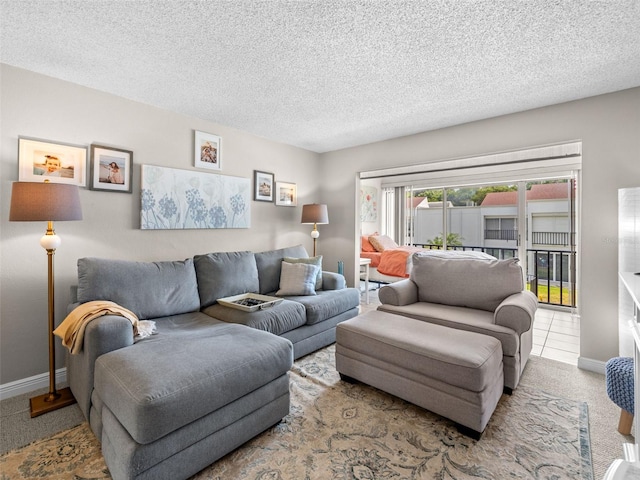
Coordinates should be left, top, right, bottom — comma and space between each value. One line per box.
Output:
9, 182, 82, 222
301, 204, 329, 224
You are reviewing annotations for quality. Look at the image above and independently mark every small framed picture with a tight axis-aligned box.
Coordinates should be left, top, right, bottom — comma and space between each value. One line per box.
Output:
194, 130, 221, 170
275, 181, 297, 207
254, 170, 274, 202
89, 144, 133, 193
18, 137, 87, 186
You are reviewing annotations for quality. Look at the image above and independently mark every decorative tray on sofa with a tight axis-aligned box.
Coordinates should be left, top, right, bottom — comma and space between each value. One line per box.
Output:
217, 293, 283, 312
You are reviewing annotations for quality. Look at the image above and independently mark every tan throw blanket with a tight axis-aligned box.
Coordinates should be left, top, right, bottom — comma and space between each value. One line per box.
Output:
54, 300, 154, 354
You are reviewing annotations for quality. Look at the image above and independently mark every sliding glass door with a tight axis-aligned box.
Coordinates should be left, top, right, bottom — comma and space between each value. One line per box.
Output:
397, 177, 577, 308
526, 179, 577, 308
364, 142, 582, 310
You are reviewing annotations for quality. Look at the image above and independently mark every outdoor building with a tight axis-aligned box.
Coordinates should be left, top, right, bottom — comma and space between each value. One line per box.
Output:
409, 182, 575, 307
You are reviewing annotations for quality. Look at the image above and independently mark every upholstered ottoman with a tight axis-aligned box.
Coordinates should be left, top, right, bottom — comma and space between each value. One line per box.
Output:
94, 322, 293, 480
605, 356, 635, 435
335, 310, 504, 437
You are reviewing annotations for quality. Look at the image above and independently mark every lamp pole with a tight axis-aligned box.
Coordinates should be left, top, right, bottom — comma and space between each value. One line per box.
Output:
30, 220, 76, 417
311, 223, 319, 256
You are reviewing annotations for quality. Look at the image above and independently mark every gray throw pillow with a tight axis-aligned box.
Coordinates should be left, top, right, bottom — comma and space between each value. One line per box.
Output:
283, 255, 323, 290
276, 262, 319, 296
255, 245, 308, 294
77, 257, 200, 319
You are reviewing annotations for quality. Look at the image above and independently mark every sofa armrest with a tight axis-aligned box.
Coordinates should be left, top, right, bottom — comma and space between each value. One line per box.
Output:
494, 290, 538, 335
322, 271, 346, 290
378, 279, 418, 306
70, 285, 79, 304
67, 314, 135, 419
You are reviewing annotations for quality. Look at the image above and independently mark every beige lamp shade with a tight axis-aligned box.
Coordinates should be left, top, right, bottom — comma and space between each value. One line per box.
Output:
301, 204, 329, 225
10, 182, 82, 222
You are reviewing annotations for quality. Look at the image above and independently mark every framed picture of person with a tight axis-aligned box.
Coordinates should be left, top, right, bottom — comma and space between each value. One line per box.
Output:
89, 144, 133, 193
18, 137, 87, 186
194, 130, 221, 171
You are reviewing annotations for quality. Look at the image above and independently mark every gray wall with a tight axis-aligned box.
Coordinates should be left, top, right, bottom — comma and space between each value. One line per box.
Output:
1, 64, 639, 387
320, 87, 640, 366
0, 65, 321, 384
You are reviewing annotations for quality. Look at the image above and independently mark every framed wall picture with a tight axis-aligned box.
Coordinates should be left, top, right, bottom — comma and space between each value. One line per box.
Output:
194, 130, 221, 170
18, 136, 87, 186
89, 144, 133, 193
275, 181, 297, 207
253, 170, 274, 202
141, 165, 250, 229
360, 185, 378, 222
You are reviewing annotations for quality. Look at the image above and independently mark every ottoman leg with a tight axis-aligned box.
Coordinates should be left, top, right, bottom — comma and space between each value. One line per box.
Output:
618, 409, 633, 435
456, 424, 483, 441
339, 373, 357, 384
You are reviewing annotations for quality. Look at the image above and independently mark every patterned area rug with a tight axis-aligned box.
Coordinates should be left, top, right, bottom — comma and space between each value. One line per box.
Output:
0, 345, 593, 480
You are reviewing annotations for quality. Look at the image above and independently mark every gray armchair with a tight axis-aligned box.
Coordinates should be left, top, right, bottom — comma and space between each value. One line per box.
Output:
377, 252, 538, 390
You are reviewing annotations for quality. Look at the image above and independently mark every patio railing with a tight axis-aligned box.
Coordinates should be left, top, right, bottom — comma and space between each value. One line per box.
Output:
484, 229, 518, 241
410, 243, 576, 308
531, 231, 571, 246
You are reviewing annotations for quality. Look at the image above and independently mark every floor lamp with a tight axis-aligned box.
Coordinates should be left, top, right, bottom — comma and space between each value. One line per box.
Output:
9, 180, 82, 417
301, 204, 329, 257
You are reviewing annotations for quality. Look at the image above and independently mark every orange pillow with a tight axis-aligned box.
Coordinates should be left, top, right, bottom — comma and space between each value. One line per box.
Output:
361, 235, 377, 252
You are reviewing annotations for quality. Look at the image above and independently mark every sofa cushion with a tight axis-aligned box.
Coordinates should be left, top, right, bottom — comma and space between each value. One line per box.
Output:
377, 302, 519, 356
94, 322, 293, 444
194, 251, 259, 308
255, 245, 308, 294
411, 254, 523, 312
284, 288, 360, 325
284, 255, 323, 290
77, 257, 200, 320
276, 262, 319, 296
203, 300, 307, 335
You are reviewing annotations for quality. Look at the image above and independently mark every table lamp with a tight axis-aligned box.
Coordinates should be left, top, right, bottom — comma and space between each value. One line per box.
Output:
9, 180, 82, 417
301, 204, 329, 256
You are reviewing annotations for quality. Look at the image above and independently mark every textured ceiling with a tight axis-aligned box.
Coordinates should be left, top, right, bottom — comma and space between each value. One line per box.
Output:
1, 1, 640, 153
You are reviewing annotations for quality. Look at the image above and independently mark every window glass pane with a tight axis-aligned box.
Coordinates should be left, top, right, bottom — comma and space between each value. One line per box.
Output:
502, 218, 516, 230
486, 218, 499, 229
503, 249, 516, 259
412, 188, 445, 248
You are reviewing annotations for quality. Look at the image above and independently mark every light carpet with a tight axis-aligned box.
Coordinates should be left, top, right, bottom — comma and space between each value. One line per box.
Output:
0, 345, 593, 479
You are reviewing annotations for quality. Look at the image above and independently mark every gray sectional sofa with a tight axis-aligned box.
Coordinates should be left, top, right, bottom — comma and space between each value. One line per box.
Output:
66, 244, 359, 480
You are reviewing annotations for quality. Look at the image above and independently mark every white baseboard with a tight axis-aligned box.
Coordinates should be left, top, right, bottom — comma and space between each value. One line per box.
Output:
578, 356, 606, 375
0, 368, 67, 401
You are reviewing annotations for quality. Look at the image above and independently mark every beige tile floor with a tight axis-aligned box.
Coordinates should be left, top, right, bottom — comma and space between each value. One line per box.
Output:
360, 285, 580, 366
531, 306, 580, 366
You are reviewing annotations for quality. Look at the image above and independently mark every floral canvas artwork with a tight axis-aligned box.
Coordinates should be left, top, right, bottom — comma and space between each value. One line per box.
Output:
141, 165, 250, 229
361, 185, 378, 222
